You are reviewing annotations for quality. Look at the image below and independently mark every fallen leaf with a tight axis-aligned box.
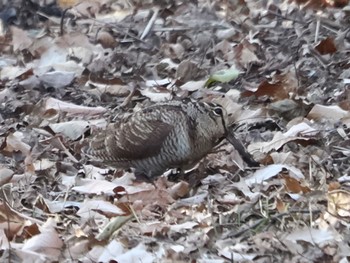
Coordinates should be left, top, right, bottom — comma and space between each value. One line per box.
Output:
328, 189, 350, 217
315, 37, 337, 55
248, 122, 318, 153
245, 164, 304, 187
307, 104, 350, 123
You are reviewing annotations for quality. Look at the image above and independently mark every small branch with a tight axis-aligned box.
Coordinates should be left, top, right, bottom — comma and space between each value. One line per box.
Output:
140, 7, 159, 40
266, 10, 306, 25
308, 46, 330, 68
314, 17, 320, 44
224, 209, 323, 239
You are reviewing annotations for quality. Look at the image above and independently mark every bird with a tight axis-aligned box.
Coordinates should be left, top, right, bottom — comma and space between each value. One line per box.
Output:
83, 99, 229, 178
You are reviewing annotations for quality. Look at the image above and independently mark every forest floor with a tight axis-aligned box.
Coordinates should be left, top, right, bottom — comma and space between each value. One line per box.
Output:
1, 0, 350, 262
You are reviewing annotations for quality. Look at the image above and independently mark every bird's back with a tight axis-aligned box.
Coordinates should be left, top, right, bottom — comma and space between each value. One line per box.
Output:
83, 100, 227, 177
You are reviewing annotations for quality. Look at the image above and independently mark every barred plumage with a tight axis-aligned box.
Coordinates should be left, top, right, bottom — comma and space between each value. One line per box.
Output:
83, 100, 228, 178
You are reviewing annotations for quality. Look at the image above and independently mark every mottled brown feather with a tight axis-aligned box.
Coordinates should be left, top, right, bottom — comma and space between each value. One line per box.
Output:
83, 100, 230, 177
107, 120, 173, 160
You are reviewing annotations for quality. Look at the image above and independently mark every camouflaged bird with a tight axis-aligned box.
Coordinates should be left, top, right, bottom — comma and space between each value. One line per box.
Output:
83, 100, 229, 178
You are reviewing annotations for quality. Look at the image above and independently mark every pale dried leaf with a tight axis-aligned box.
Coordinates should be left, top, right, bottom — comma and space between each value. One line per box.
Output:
43, 97, 107, 116
248, 122, 318, 153
285, 227, 339, 245
245, 164, 304, 187
308, 104, 350, 123
22, 219, 63, 258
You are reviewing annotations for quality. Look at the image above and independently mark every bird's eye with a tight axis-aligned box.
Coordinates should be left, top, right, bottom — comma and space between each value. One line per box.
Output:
212, 107, 223, 116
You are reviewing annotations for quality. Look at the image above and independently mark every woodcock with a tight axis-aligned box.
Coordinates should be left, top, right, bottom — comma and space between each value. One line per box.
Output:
83, 100, 229, 178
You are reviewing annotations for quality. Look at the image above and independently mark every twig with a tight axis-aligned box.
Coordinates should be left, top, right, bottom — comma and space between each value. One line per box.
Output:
60, 8, 70, 36
266, 10, 306, 25
314, 17, 320, 44
224, 209, 323, 239
140, 7, 159, 40
152, 24, 229, 32
308, 46, 330, 68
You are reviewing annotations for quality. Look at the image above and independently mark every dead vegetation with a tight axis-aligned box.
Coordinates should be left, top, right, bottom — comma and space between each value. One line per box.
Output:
0, 0, 350, 262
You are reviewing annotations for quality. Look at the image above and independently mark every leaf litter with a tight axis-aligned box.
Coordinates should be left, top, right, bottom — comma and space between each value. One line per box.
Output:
0, 0, 350, 262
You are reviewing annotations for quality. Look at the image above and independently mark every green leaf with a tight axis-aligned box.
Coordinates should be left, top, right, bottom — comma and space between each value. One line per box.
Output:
205, 66, 241, 87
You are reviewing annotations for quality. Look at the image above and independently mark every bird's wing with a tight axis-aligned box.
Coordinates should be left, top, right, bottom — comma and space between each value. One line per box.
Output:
84, 118, 173, 163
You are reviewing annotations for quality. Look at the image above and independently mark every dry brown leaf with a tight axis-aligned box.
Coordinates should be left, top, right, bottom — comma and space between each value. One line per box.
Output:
92, 242, 156, 262
328, 189, 350, 218
168, 181, 190, 199
77, 200, 126, 220
119, 188, 175, 208
0, 66, 32, 81
245, 164, 304, 187
70, 0, 101, 17
85, 81, 130, 97
58, 0, 80, 9
96, 31, 118, 49
233, 39, 262, 69
10, 26, 33, 51
307, 104, 350, 123
242, 70, 298, 100
39, 71, 75, 89
176, 60, 204, 82
0, 201, 26, 240
276, 198, 287, 213
49, 120, 105, 140
248, 122, 318, 153
3, 132, 31, 155
22, 218, 63, 259
162, 43, 185, 60
72, 179, 125, 195
315, 37, 337, 55
282, 174, 311, 194
0, 168, 14, 186
328, 182, 341, 191
140, 87, 173, 102
284, 227, 339, 245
